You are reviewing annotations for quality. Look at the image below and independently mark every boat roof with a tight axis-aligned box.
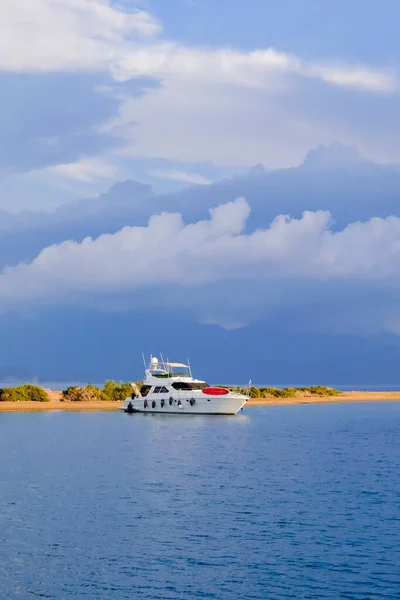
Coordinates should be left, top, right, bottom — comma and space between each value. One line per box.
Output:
163, 362, 189, 368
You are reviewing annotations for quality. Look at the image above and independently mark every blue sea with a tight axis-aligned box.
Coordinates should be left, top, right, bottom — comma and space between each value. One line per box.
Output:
1, 403, 400, 599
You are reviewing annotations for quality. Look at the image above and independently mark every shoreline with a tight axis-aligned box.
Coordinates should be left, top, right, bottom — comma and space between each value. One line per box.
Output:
1, 391, 400, 412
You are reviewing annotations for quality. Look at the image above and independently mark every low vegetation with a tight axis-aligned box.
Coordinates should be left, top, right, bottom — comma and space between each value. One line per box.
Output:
226, 385, 341, 398
61, 384, 103, 402
0, 384, 49, 402
61, 380, 133, 402
0, 381, 341, 403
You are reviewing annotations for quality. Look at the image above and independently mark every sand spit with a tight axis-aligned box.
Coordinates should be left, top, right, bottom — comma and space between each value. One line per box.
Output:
0, 390, 400, 412
247, 391, 400, 406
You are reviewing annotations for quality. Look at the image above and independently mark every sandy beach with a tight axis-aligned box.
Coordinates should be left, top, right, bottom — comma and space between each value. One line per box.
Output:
247, 391, 400, 406
1, 390, 400, 411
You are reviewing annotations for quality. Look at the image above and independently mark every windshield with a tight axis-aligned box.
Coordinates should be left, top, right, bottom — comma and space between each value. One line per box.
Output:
171, 382, 209, 391
149, 362, 191, 378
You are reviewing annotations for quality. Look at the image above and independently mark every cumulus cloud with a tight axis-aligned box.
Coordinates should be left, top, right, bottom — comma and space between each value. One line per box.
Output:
301, 143, 362, 169
104, 66, 400, 169
6, 149, 400, 274
1, 198, 400, 320
106, 81, 334, 168
106, 44, 398, 169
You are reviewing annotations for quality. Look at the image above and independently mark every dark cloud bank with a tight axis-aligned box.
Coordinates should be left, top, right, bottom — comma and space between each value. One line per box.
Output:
1, 144, 400, 384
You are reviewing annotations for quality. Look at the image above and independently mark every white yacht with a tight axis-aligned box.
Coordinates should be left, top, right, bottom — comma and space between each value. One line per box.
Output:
120, 356, 249, 415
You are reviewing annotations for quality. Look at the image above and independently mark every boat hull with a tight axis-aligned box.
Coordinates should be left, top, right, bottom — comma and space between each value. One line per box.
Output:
120, 394, 247, 415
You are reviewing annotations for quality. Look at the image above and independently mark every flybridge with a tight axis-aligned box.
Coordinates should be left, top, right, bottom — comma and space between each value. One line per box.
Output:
145, 356, 193, 379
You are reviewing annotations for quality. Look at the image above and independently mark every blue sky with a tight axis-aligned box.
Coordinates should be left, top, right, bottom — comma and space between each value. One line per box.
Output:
148, 0, 400, 62
1, 0, 400, 382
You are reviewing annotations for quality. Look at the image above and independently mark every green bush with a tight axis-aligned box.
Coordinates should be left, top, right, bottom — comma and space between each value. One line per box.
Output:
0, 384, 49, 402
253, 385, 340, 398
260, 388, 284, 398
101, 380, 133, 402
62, 385, 102, 402
61, 381, 133, 402
308, 386, 340, 396
249, 387, 261, 398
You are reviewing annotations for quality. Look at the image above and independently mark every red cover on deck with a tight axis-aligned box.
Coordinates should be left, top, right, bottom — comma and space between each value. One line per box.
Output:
202, 387, 230, 396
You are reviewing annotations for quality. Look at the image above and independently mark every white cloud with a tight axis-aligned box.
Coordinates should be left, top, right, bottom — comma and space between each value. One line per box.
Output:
314, 65, 396, 92
1, 1, 399, 174
0, 2, 394, 96
106, 80, 340, 168
149, 169, 212, 185
103, 50, 399, 168
0, 0, 161, 72
114, 44, 396, 93
113, 45, 293, 87
1, 198, 400, 312
48, 157, 118, 182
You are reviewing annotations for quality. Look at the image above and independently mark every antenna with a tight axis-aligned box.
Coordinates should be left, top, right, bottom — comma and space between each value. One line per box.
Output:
187, 357, 193, 378
142, 352, 147, 370
160, 352, 166, 367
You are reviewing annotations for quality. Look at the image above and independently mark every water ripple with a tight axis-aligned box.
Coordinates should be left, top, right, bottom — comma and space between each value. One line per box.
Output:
0, 403, 399, 599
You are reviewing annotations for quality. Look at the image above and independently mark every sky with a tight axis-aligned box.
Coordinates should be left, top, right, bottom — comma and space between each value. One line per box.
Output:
1, 0, 400, 383
2, 0, 400, 212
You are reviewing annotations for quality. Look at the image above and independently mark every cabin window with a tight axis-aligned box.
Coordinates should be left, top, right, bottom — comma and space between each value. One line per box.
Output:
171, 382, 209, 391
153, 386, 169, 393
140, 385, 151, 397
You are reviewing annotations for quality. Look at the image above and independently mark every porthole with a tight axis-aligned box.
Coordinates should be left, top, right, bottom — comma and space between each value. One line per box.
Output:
144, 399, 148, 408
152, 400, 156, 409
169, 397, 173, 405
161, 399, 165, 408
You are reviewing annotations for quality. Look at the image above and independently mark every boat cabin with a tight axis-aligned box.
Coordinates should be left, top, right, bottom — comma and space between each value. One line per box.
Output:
131, 357, 210, 398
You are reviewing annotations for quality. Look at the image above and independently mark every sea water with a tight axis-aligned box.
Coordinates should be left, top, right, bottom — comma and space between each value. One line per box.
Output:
1, 403, 399, 599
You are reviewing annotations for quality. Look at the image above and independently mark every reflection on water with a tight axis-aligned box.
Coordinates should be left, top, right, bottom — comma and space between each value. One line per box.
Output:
1, 404, 400, 599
